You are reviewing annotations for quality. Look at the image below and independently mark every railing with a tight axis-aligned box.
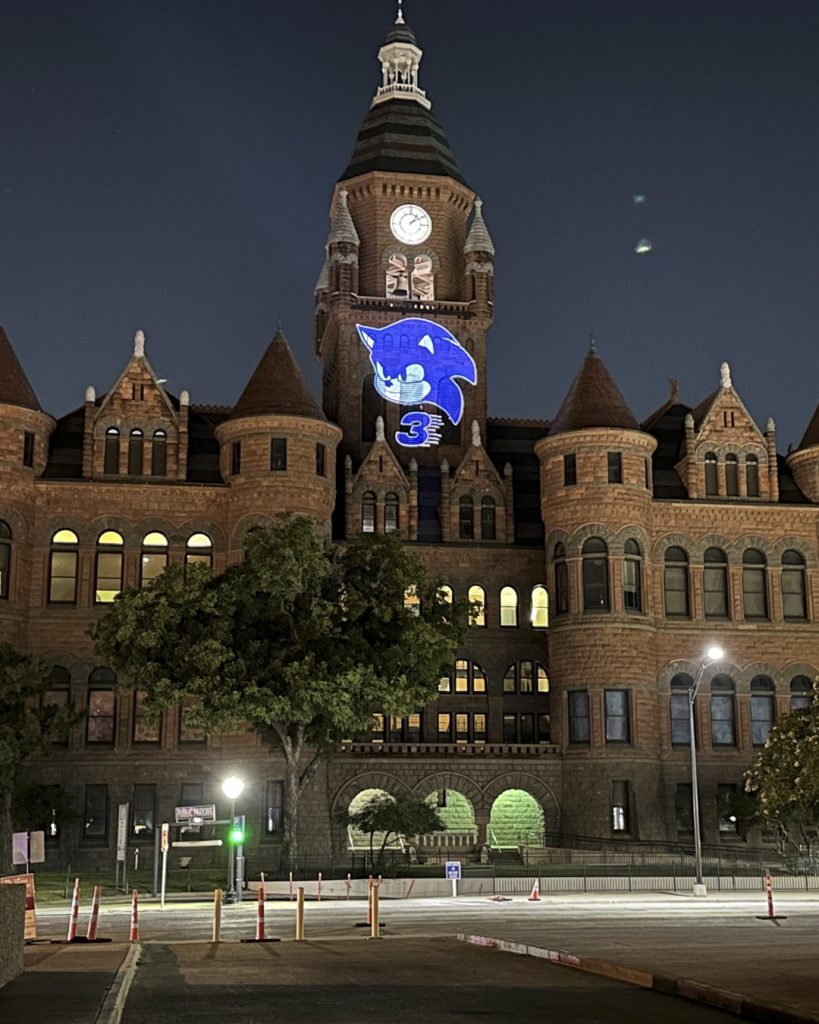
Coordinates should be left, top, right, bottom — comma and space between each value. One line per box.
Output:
338, 741, 558, 757
350, 294, 476, 317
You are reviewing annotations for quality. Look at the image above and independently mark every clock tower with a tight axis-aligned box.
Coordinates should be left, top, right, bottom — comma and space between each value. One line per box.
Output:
315, 5, 494, 470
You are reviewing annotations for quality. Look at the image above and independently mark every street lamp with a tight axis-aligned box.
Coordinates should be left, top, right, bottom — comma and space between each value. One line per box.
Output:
688, 644, 724, 897
222, 775, 245, 903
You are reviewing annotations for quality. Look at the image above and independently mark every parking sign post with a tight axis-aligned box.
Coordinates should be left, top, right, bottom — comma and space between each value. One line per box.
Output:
445, 860, 461, 898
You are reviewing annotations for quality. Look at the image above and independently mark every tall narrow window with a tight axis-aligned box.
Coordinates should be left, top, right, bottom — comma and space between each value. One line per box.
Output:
782, 550, 807, 620
385, 253, 409, 298
104, 428, 120, 474
468, 584, 486, 626
133, 691, 160, 743
185, 533, 213, 568
568, 690, 590, 744
384, 493, 399, 533
265, 781, 284, 834
607, 451, 622, 484
403, 586, 420, 616
0, 521, 11, 600
611, 781, 630, 833
151, 430, 167, 476
563, 454, 577, 486
742, 549, 768, 620
670, 674, 693, 745
663, 546, 690, 617
43, 668, 71, 746
531, 585, 549, 628
86, 683, 116, 745
717, 784, 738, 833
411, 254, 435, 301
675, 784, 694, 834
437, 713, 452, 742
481, 497, 496, 540
315, 443, 326, 477
459, 496, 474, 540
790, 676, 813, 711
179, 695, 206, 743
725, 454, 739, 496
623, 539, 642, 612
49, 529, 79, 604
499, 586, 518, 627
746, 454, 760, 497
361, 492, 376, 533
131, 784, 156, 837
270, 438, 287, 471
750, 676, 776, 746
23, 431, 35, 468
83, 785, 108, 841
128, 429, 144, 475
95, 530, 124, 603
704, 547, 729, 618
710, 676, 736, 746
140, 532, 168, 587
704, 452, 718, 495
582, 537, 609, 610
605, 689, 630, 743
231, 441, 241, 476
554, 543, 569, 615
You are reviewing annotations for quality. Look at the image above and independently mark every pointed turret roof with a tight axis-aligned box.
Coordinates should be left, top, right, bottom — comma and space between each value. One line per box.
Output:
0, 327, 41, 411
229, 331, 323, 421
328, 189, 360, 246
798, 403, 819, 450
464, 199, 495, 255
548, 341, 638, 436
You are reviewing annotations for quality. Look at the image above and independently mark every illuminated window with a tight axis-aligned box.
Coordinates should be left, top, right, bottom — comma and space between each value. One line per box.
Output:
782, 550, 807, 620
447, 659, 486, 694
128, 429, 144, 475
704, 547, 729, 618
140, 532, 168, 587
704, 452, 718, 496
49, 529, 79, 604
385, 493, 399, 533
459, 496, 474, 540
0, 521, 11, 600
623, 539, 642, 612
104, 428, 120, 475
568, 690, 590, 743
742, 549, 768, 620
530, 585, 549, 628
480, 497, 496, 540
186, 533, 213, 568
554, 543, 569, 615
315, 443, 326, 477
663, 547, 689, 618
361, 492, 376, 533
270, 438, 287, 471
151, 431, 167, 476
750, 676, 775, 746
611, 781, 630, 833
131, 784, 156, 837
725, 454, 739, 496
437, 712, 451, 741
582, 537, 609, 611
499, 586, 518, 627
403, 586, 420, 616
438, 584, 453, 604
503, 660, 549, 694
710, 676, 736, 746
133, 691, 160, 743
791, 676, 813, 711
467, 584, 485, 626
95, 530, 124, 603
746, 454, 760, 497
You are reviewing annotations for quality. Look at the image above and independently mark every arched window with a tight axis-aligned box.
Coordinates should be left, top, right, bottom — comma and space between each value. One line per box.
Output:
0, 520, 11, 600
530, 585, 549, 628
710, 675, 736, 746
791, 676, 813, 711
128, 429, 144, 475
782, 550, 807, 621
361, 492, 376, 534
468, 584, 485, 626
438, 584, 453, 604
503, 660, 549, 694
186, 532, 213, 568
499, 586, 518, 627
554, 543, 569, 615
670, 673, 694, 745
403, 586, 420, 615
151, 430, 167, 477
750, 676, 776, 746
623, 539, 642, 612
384, 493, 399, 534
663, 546, 689, 618
704, 452, 718, 496
582, 537, 609, 611
746, 454, 760, 497
454, 659, 486, 693
742, 548, 768, 620
49, 529, 79, 604
459, 496, 474, 540
704, 547, 729, 619
725, 454, 739, 496
481, 497, 496, 540
95, 530, 124, 604
140, 532, 168, 588
385, 252, 409, 299
411, 254, 435, 301
104, 428, 120, 475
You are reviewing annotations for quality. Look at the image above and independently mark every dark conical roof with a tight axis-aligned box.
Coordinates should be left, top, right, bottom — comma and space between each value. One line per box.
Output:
340, 98, 467, 185
548, 344, 638, 435
798, 403, 819, 450
0, 326, 40, 411
229, 332, 323, 421
385, 19, 417, 44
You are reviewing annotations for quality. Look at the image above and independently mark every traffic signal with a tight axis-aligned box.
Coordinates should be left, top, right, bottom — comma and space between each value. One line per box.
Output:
229, 815, 245, 845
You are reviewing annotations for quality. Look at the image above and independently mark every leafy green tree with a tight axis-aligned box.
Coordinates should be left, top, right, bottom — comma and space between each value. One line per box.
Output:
745, 705, 819, 855
0, 644, 78, 871
12, 783, 77, 837
346, 792, 444, 870
91, 515, 465, 870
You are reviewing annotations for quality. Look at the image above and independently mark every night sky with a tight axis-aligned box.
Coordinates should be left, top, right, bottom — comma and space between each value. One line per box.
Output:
3, 1, 818, 448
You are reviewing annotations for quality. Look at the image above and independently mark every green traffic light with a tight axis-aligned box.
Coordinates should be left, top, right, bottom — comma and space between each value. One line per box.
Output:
230, 826, 245, 844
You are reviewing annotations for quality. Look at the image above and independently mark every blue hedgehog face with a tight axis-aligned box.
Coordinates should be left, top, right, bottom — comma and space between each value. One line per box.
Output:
356, 318, 477, 425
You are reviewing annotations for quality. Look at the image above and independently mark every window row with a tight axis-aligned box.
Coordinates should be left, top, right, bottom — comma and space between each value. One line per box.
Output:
458, 496, 499, 541
230, 439, 327, 477
602, 780, 745, 837
462, 584, 549, 628
703, 451, 761, 497
370, 710, 551, 744
103, 428, 169, 476
554, 538, 643, 614
563, 452, 651, 489
436, 659, 549, 695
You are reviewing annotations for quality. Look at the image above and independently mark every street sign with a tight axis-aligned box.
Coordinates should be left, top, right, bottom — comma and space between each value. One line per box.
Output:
28, 831, 45, 864
160, 823, 170, 854
12, 832, 28, 866
175, 804, 217, 823
445, 861, 461, 880
116, 803, 129, 863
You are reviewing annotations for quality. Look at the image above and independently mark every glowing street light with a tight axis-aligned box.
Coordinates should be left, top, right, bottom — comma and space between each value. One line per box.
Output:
688, 645, 725, 896
222, 776, 245, 902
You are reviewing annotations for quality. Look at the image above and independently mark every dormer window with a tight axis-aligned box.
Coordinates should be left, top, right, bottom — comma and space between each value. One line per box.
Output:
151, 431, 167, 476
128, 429, 144, 475
704, 452, 718, 496
104, 428, 120, 475
725, 454, 739, 496
746, 454, 760, 497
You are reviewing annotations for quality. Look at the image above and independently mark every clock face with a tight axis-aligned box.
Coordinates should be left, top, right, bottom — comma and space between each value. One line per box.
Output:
390, 203, 432, 245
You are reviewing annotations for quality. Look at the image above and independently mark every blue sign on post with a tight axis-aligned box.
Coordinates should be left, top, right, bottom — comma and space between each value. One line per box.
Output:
445, 861, 462, 880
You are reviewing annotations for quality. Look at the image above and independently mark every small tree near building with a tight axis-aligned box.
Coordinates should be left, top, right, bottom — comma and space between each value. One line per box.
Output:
346, 793, 444, 870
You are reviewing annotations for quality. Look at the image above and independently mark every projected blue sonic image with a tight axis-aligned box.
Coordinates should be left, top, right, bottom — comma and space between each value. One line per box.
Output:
356, 318, 477, 428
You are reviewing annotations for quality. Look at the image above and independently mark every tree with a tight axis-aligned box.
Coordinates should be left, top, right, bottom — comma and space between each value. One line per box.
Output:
0, 643, 78, 871
745, 705, 819, 856
346, 792, 444, 870
12, 783, 77, 837
91, 514, 466, 870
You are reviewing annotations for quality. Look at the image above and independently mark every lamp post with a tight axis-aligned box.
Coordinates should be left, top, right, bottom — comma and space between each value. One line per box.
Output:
222, 775, 244, 904
688, 645, 724, 897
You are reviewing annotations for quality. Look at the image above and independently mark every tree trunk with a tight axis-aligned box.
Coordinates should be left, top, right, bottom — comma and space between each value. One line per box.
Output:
281, 752, 301, 873
0, 788, 12, 874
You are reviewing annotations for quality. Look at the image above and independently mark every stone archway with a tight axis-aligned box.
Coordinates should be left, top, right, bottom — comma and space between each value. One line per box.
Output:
482, 772, 559, 847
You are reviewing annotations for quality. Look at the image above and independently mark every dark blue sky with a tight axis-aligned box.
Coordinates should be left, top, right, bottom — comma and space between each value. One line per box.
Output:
3, 1, 818, 447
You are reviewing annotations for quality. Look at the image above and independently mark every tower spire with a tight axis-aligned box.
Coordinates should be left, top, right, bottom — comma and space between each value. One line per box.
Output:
396, 0, 405, 24
372, 3, 430, 109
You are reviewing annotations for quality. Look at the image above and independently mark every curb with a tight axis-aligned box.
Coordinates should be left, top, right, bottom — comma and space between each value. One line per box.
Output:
456, 934, 819, 1024
95, 942, 141, 1024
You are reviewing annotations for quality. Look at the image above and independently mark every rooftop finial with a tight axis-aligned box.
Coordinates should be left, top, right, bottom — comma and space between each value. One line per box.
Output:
375, 415, 385, 442
396, 0, 405, 23
669, 378, 680, 402
720, 361, 732, 389
588, 335, 597, 355
134, 330, 145, 358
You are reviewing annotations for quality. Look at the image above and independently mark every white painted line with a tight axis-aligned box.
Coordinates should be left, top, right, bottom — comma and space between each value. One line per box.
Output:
95, 942, 141, 1024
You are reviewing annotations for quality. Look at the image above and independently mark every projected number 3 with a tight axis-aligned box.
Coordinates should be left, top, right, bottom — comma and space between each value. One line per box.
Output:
396, 412, 443, 448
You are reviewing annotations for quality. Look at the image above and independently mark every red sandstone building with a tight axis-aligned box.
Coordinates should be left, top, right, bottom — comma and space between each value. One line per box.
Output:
2, 11, 818, 869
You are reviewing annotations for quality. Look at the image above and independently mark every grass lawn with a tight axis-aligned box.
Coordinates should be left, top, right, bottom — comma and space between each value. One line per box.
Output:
6, 868, 230, 905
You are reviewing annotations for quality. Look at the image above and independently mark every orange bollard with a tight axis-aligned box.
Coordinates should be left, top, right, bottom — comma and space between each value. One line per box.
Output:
66, 877, 80, 942
317, 872, 322, 902
86, 885, 101, 941
256, 877, 266, 940
345, 873, 352, 900
129, 889, 139, 942
765, 869, 775, 918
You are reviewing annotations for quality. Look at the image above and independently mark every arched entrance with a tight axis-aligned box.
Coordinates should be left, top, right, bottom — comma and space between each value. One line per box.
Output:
488, 790, 545, 848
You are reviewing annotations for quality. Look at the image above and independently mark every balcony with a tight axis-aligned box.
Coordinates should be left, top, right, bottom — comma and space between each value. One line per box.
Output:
338, 741, 557, 757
